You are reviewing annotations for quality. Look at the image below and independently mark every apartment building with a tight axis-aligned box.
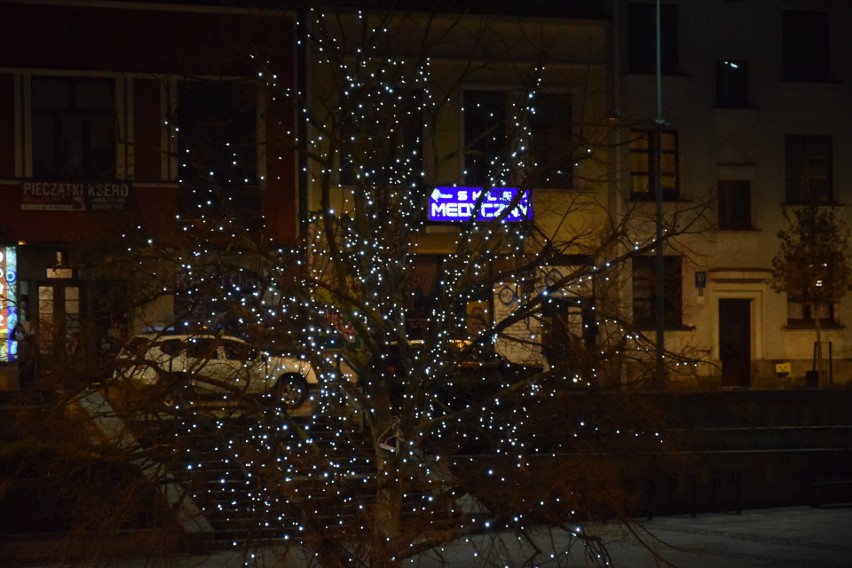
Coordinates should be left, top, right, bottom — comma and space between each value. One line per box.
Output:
300, 6, 612, 366
0, 1, 298, 386
611, 0, 852, 387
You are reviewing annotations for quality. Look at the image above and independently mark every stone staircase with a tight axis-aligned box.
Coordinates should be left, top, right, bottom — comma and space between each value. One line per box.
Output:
125, 408, 444, 550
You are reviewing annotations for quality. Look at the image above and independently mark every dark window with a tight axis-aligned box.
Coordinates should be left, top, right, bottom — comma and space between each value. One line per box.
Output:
220, 339, 250, 361
629, 129, 679, 201
627, 2, 679, 75
632, 255, 683, 329
716, 60, 749, 108
785, 135, 832, 203
339, 89, 423, 190
783, 10, 830, 82
527, 92, 573, 189
31, 77, 115, 179
718, 180, 752, 230
186, 337, 218, 359
177, 80, 258, 215
158, 339, 185, 357
464, 90, 507, 187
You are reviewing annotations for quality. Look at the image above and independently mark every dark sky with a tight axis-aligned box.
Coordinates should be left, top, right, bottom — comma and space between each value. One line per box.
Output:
99, 0, 607, 19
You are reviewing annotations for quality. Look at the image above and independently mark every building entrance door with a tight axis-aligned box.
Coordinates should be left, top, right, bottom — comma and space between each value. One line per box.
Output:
719, 299, 751, 387
36, 283, 82, 369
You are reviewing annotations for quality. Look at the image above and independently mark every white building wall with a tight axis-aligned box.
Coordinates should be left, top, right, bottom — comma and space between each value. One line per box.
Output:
613, 0, 852, 387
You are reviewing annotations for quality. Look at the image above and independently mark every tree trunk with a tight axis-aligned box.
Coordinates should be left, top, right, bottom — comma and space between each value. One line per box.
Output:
372, 443, 403, 568
812, 302, 824, 388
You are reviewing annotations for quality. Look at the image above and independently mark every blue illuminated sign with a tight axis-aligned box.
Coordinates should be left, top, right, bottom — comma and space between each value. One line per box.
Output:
428, 187, 533, 223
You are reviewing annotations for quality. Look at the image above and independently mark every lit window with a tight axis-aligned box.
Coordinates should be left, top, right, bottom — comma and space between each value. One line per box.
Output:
629, 129, 679, 201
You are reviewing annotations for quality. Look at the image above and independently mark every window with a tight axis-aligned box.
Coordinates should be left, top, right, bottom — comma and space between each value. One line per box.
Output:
787, 301, 836, 327
339, 89, 423, 190
716, 60, 749, 108
629, 129, 679, 201
785, 135, 832, 204
220, 339, 250, 361
527, 92, 573, 189
31, 77, 115, 179
627, 2, 679, 75
463, 89, 576, 189
632, 255, 682, 329
718, 180, 752, 230
177, 80, 258, 215
783, 10, 830, 82
186, 337, 218, 359
464, 90, 507, 187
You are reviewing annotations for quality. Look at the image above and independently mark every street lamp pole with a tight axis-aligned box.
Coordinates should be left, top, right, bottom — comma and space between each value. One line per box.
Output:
653, 0, 666, 388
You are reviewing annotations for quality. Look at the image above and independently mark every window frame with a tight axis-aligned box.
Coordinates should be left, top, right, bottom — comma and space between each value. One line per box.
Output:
463, 89, 508, 188
715, 59, 750, 108
782, 10, 830, 83
784, 134, 833, 204
338, 88, 424, 190
717, 180, 753, 230
526, 91, 574, 190
175, 79, 260, 216
632, 255, 683, 329
627, 2, 679, 75
463, 88, 575, 190
31, 76, 116, 180
629, 128, 679, 201
786, 300, 838, 328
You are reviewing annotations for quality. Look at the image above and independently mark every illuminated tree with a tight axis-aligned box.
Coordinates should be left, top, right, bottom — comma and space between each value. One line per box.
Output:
93, 5, 713, 568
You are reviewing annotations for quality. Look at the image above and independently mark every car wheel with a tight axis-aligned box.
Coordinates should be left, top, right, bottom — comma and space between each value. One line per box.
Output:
159, 373, 192, 412
276, 374, 309, 410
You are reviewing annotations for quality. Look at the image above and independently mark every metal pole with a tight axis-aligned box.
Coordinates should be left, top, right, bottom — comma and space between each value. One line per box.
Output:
654, 0, 666, 388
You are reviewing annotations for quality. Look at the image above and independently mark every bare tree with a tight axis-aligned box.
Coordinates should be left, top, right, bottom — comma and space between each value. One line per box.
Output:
8, 5, 714, 568
772, 204, 852, 386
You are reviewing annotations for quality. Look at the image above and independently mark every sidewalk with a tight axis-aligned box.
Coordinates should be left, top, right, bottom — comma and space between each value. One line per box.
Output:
597, 506, 852, 568
99, 505, 852, 568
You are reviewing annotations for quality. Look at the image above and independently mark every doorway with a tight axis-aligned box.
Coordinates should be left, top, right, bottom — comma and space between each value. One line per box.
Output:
719, 299, 751, 387
36, 283, 82, 372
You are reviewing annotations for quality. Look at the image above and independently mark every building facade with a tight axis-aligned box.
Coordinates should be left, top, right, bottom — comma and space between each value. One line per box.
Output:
0, 1, 298, 387
300, 7, 612, 369
4, 0, 850, 392
611, 0, 852, 388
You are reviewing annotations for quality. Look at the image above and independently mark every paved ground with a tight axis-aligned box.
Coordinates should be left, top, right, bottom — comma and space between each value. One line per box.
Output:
92, 505, 852, 567
595, 506, 852, 568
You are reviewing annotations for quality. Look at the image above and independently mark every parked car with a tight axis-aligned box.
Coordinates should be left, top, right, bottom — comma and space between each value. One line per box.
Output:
113, 332, 318, 409
371, 339, 544, 409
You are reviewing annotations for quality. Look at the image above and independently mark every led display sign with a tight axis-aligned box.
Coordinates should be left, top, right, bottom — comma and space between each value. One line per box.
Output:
428, 187, 532, 223
0, 247, 17, 362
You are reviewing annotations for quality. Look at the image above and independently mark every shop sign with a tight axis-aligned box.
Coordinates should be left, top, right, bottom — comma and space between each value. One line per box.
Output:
428, 187, 532, 223
21, 181, 131, 211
